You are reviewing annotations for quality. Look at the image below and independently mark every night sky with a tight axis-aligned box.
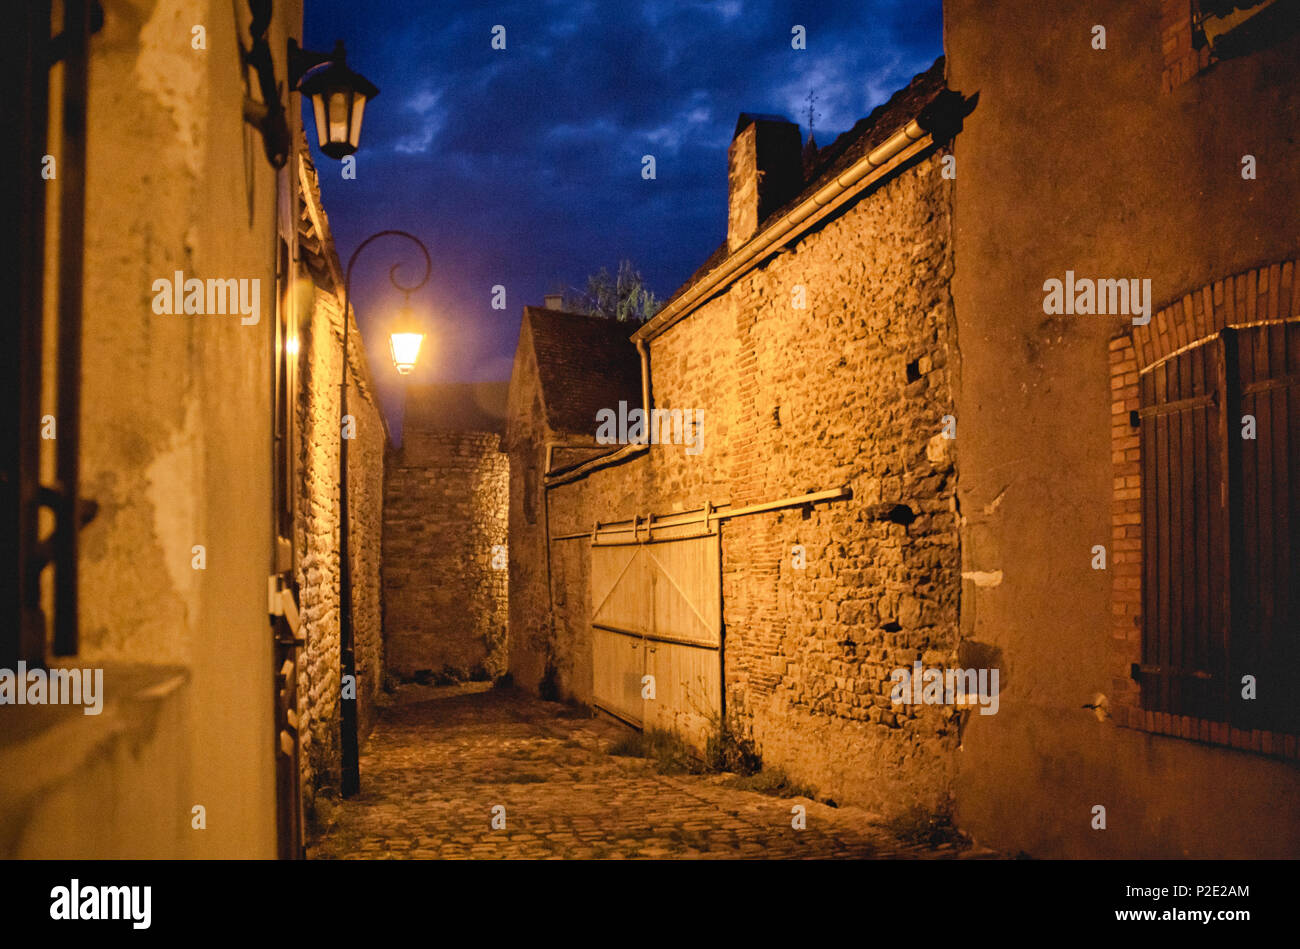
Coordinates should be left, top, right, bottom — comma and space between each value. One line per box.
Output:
302, 1, 943, 428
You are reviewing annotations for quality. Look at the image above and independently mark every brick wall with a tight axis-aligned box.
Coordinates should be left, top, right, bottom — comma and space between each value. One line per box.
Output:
1161, 0, 1212, 92
384, 431, 509, 680
528, 149, 961, 815
295, 287, 386, 808
1109, 257, 1300, 759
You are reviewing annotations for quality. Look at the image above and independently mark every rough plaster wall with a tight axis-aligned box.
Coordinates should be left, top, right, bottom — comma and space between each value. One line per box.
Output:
520, 153, 960, 816
60, 0, 308, 857
295, 289, 385, 805
384, 432, 509, 679
944, 0, 1300, 856
506, 444, 546, 692
1, 669, 190, 858
506, 344, 561, 693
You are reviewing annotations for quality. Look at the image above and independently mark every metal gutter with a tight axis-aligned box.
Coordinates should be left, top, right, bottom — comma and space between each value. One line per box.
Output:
544, 442, 648, 487
632, 116, 935, 344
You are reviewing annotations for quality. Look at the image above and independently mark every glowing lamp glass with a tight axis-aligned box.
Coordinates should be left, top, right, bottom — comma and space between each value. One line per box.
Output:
389, 332, 423, 375
298, 49, 379, 161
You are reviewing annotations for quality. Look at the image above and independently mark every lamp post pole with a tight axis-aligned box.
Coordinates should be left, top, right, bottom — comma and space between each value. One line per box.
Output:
338, 230, 430, 797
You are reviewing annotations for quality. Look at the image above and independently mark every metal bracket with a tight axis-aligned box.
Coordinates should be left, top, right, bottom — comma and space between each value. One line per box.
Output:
288, 38, 343, 90
238, 0, 290, 168
34, 485, 98, 567
268, 574, 305, 643
47, 0, 104, 65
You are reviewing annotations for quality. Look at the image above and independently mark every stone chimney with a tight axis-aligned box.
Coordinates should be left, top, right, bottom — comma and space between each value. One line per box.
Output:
727, 114, 803, 253
543, 293, 564, 309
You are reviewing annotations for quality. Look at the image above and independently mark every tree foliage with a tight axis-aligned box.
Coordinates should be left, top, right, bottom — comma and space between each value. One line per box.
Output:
562, 260, 660, 323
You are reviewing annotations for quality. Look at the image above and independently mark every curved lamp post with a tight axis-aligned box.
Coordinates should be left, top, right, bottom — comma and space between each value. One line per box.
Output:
339, 230, 430, 797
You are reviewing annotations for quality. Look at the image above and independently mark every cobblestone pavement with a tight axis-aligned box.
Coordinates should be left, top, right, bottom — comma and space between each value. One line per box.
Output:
307, 684, 993, 860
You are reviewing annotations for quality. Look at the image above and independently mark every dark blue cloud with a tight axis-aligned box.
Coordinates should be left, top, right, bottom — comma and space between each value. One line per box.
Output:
303, 0, 942, 425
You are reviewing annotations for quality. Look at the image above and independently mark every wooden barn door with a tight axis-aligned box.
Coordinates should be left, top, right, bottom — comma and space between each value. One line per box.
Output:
590, 528, 721, 747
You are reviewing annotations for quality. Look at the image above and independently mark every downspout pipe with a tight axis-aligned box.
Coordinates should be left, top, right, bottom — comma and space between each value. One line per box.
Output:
541, 336, 654, 488
542, 442, 556, 623
636, 337, 651, 422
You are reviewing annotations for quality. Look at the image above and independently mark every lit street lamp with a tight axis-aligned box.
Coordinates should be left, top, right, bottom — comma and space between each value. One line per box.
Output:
388, 297, 425, 375
338, 230, 430, 796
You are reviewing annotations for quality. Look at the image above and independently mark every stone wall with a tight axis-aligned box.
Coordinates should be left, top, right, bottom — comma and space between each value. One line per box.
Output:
523, 149, 960, 816
384, 431, 509, 680
295, 287, 386, 807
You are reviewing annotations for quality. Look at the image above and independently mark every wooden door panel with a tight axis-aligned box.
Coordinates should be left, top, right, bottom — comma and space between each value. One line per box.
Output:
592, 625, 644, 726
590, 531, 722, 746
643, 640, 721, 749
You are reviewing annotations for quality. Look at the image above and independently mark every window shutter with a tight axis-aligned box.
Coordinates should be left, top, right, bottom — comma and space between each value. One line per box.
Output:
1139, 337, 1227, 722
1139, 323, 1300, 735
1230, 322, 1300, 733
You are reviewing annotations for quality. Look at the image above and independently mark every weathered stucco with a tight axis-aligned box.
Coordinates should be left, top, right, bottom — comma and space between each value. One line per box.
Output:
6, 0, 389, 859
46, 0, 307, 858
944, 0, 1300, 857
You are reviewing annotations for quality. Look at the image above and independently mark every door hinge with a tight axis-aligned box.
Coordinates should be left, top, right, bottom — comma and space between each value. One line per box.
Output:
268, 575, 305, 641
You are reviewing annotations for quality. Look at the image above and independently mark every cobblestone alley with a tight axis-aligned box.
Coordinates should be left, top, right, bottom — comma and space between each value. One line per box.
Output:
307, 684, 993, 859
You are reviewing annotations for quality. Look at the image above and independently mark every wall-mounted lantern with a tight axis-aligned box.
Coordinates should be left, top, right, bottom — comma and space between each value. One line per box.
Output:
240, 1, 380, 168
290, 40, 380, 160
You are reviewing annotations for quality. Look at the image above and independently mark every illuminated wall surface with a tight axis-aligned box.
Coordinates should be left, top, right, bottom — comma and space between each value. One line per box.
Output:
4, 0, 386, 859
3, 0, 1298, 864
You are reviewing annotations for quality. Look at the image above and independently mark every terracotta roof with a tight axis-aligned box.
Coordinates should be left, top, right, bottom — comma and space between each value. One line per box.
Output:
403, 381, 509, 435
523, 307, 642, 437
663, 56, 951, 307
